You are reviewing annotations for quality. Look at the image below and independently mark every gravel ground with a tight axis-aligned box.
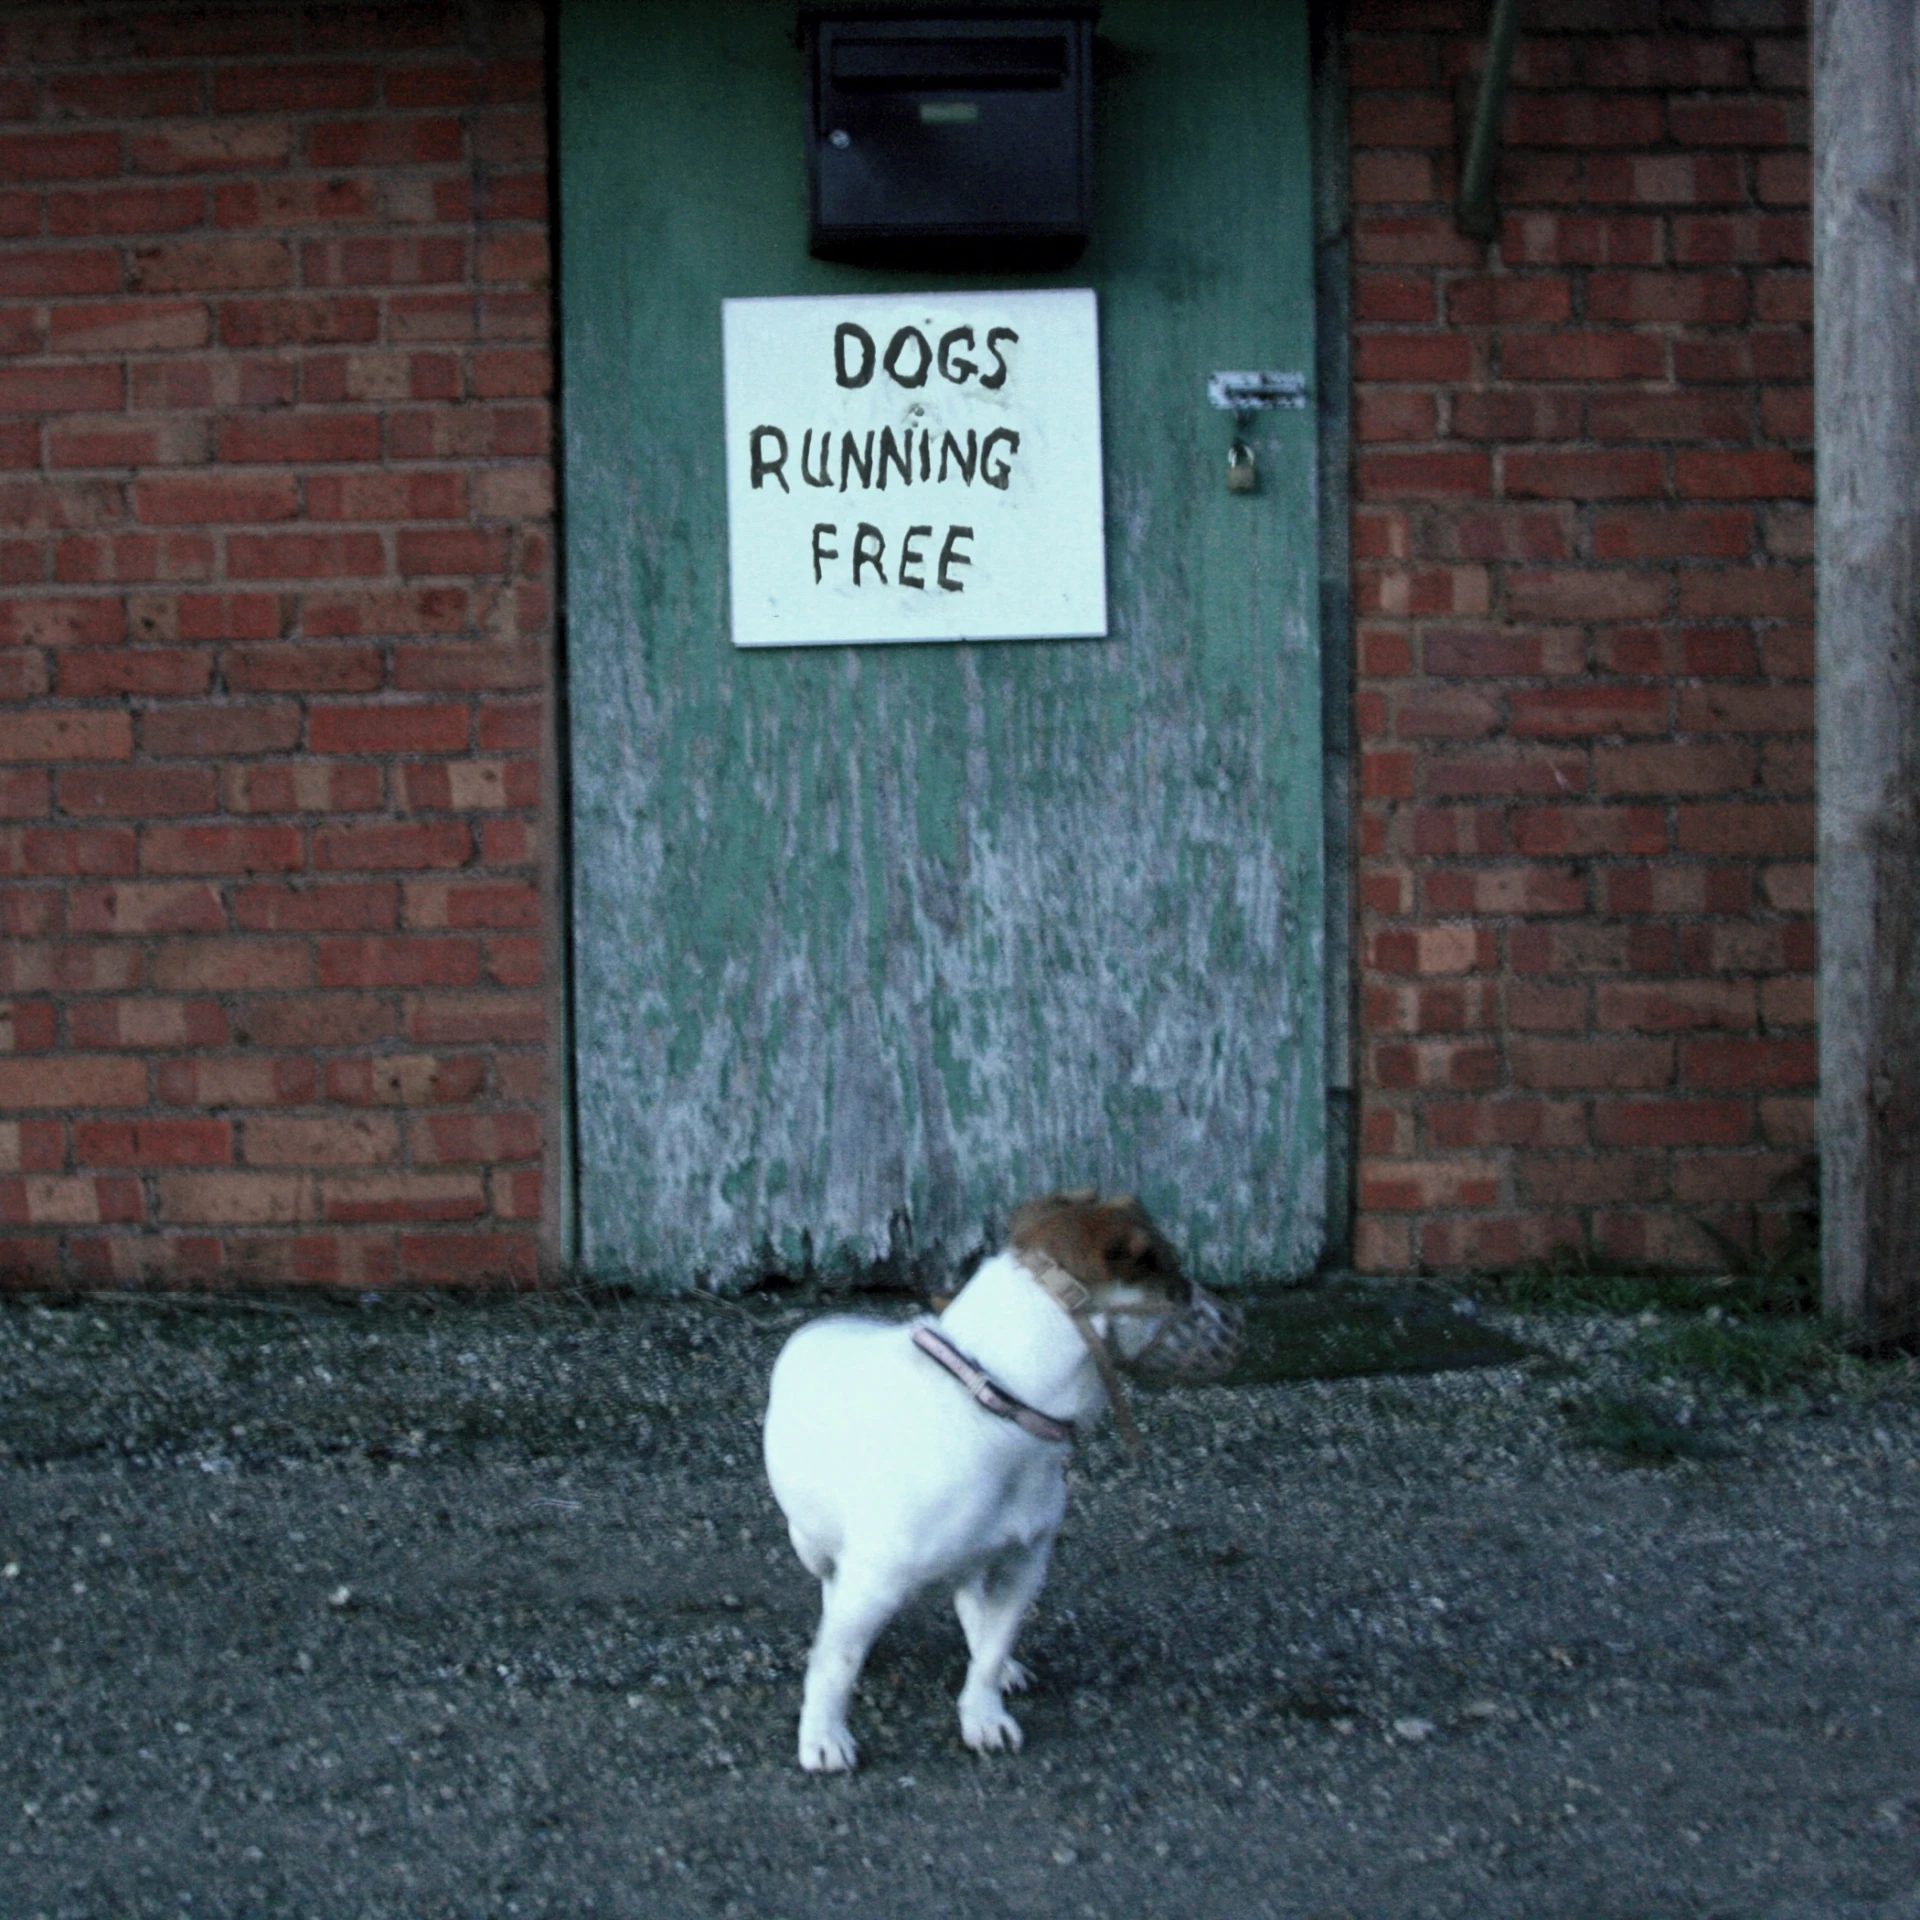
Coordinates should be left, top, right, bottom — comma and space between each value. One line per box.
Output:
3, 1282, 1919, 1920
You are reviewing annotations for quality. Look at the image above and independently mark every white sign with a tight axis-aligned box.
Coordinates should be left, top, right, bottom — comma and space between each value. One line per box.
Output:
722, 289, 1107, 648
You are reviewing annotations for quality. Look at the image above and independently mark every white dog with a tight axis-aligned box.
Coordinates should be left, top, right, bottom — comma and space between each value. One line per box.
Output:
762, 1190, 1237, 1773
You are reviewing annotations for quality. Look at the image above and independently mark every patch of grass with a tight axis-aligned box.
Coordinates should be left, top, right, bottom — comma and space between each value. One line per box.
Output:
1488, 1232, 1847, 1400
1471, 1169, 1871, 1401
1492, 1251, 1730, 1318
1485, 1219, 1819, 1323
1645, 1315, 1840, 1397
1564, 1393, 1726, 1465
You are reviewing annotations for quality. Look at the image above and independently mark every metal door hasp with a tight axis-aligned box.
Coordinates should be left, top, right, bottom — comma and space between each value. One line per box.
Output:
1208, 370, 1308, 410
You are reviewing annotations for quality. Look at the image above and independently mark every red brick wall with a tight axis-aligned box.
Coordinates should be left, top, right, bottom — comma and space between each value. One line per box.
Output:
0, 0, 1820, 1290
1349, 0, 1816, 1272
0, 2, 557, 1288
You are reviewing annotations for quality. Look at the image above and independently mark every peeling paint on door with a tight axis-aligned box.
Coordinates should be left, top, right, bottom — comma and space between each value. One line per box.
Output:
560, 0, 1325, 1288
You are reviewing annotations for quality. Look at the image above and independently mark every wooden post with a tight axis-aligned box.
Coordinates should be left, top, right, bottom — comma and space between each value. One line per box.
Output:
1816, 0, 1920, 1345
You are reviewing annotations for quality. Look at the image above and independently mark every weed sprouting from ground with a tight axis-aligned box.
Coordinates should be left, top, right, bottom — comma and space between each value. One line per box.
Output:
1492, 1252, 1734, 1318
1467, 1164, 1861, 1405
1489, 1158, 1823, 1329
1564, 1394, 1726, 1465
1488, 1244, 1816, 1323
1645, 1315, 1841, 1397
1689, 1211, 1821, 1317
1496, 1254, 1854, 1400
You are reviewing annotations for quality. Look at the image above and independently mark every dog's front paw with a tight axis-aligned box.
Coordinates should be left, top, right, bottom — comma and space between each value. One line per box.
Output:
999, 1657, 1033, 1694
798, 1720, 859, 1773
959, 1693, 1025, 1756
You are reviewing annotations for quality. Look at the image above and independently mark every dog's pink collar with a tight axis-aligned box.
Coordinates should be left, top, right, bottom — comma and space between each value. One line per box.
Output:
910, 1324, 1076, 1445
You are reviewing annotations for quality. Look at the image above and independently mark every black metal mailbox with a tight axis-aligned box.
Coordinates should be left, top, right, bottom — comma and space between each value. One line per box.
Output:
801, 5, 1098, 269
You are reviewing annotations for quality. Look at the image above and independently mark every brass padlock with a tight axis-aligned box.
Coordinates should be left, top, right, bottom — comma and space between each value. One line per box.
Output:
1225, 438, 1258, 494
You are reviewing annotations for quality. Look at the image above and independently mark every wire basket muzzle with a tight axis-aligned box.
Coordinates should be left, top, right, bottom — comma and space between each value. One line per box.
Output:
1124, 1283, 1245, 1385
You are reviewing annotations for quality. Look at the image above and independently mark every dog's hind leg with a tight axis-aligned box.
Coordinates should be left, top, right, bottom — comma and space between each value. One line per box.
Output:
953, 1580, 1032, 1694
953, 1536, 1054, 1756
797, 1564, 904, 1774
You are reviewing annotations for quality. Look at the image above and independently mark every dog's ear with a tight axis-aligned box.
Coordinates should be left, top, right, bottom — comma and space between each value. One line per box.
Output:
1006, 1188, 1093, 1243
1010, 1190, 1186, 1298
1010, 1196, 1089, 1269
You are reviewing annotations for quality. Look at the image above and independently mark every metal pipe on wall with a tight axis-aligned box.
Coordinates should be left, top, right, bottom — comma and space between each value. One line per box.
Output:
1456, 0, 1522, 241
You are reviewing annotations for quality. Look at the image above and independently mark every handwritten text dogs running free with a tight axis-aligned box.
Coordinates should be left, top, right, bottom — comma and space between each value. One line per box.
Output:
746, 319, 1022, 594
723, 289, 1104, 646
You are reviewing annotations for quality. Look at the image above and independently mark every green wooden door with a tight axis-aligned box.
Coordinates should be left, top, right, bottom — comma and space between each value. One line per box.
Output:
559, 0, 1324, 1288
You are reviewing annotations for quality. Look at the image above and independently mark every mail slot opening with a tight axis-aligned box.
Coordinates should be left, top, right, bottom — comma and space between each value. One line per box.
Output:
802, 5, 1097, 270
828, 34, 1070, 90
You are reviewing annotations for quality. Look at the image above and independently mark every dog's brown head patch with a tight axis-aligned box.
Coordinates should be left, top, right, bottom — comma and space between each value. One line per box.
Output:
1007, 1189, 1188, 1305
